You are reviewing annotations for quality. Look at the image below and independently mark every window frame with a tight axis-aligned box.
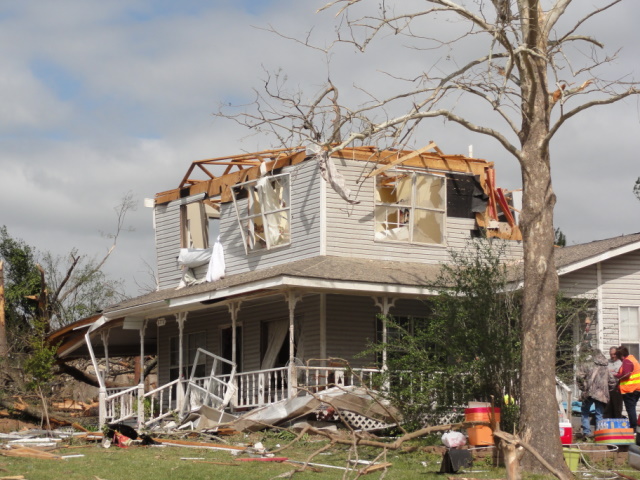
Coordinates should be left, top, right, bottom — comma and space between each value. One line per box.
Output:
374, 169, 447, 246
231, 173, 291, 254
620, 305, 640, 359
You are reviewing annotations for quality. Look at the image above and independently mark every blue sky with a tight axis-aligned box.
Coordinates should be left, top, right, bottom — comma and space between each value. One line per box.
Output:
1, 0, 639, 296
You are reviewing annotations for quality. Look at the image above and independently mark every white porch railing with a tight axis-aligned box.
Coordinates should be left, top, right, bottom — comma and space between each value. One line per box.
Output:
143, 378, 182, 426
232, 367, 289, 408
299, 366, 381, 392
100, 364, 388, 427
104, 385, 139, 424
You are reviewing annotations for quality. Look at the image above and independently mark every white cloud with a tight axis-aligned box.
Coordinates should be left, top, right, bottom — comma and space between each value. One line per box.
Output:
1, 0, 639, 298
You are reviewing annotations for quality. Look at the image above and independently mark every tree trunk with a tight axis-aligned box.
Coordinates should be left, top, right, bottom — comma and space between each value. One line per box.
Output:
518, 147, 567, 473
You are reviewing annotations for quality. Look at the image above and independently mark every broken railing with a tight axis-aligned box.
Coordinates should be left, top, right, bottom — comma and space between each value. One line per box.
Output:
179, 348, 237, 419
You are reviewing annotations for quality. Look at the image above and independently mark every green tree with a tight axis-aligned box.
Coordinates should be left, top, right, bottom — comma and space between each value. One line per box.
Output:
0, 195, 135, 418
554, 228, 567, 247
370, 240, 591, 432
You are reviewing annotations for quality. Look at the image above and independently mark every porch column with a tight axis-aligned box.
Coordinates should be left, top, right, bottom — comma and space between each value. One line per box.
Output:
100, 330, 110, 380
227, 302, 241, 409
373, 296, 396, 391
285, 291, 302, 397
175, 312, 188, 411
85, 331, 107, 427
137, 320, 148, 429
227, 302, 241, 368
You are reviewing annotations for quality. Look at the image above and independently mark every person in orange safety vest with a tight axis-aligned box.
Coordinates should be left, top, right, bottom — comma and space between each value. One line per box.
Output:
615, 346, 640, 432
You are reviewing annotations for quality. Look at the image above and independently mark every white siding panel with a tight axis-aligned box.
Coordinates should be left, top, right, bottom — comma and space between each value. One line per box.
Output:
155, 203, 183, 290
600, 252, 640, 348
326, 295, 378, 367
559, 265, 598, 298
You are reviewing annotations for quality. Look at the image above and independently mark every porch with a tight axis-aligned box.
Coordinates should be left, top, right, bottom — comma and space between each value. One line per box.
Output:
100, 356, 382, 429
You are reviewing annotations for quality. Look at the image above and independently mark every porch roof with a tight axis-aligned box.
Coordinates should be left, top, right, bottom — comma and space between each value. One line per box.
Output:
104, 255, 445, 319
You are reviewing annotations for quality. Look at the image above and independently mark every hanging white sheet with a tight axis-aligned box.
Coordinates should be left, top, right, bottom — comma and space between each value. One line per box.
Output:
260, 320, 289, 370
206, 236, 226, 282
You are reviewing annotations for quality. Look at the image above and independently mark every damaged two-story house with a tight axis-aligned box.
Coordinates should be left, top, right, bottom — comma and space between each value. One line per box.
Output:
52, 143, 530, 427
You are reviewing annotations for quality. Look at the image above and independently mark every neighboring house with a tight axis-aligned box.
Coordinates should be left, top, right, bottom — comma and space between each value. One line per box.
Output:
51, 144, 529, 428
556, 233, 640, 356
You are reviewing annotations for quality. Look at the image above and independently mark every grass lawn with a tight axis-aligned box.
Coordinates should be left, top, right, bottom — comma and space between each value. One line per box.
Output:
1, 432, 639, 480
0, 432, 506, 480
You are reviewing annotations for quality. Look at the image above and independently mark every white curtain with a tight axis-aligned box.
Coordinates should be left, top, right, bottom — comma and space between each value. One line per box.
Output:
260, 320, 289, 370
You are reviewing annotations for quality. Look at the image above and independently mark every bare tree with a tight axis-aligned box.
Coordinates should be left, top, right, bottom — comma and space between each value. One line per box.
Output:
220, 0, 639, 473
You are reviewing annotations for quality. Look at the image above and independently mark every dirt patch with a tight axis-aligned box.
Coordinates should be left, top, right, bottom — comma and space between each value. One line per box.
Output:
0, 417, 40, 433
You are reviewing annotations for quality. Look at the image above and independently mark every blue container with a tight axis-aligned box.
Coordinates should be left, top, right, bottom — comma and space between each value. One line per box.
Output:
597, 418, 630, 430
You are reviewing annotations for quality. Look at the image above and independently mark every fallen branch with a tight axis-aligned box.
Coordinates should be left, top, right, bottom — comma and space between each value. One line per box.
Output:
493, 430, 570, 480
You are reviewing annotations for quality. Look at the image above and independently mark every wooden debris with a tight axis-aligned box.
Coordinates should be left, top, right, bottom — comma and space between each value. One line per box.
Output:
0, 476, 26, 479
360, 462, 392, 474
1, 446, 62, 460
156, 438, 245, 451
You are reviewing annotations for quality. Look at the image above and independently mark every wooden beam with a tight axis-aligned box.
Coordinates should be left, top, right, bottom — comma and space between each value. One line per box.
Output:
365, 142, 438, 177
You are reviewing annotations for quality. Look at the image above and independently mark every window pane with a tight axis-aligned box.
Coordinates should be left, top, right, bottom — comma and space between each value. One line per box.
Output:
621, 307, 640, 342
374, 206, 410, 241
264, 211, 290, 247
415, 175, 445, 210
413, 210, 444, 244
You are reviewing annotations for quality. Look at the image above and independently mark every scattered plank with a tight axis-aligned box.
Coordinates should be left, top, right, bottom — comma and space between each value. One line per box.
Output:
360, 462, 392, 474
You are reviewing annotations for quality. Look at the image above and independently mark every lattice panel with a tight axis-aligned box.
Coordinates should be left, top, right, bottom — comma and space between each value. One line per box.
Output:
341, 410, 395, 431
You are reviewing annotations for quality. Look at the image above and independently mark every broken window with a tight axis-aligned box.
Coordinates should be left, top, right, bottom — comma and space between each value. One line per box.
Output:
181, 201, 220, 249
231, 173, 291, 252
375, 171, 446, 245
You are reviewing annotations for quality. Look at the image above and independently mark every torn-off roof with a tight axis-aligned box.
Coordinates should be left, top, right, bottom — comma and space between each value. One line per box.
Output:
154, 144, 494, 206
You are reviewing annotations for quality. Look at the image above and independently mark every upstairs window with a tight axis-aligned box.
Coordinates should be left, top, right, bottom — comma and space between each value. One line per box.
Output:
375, 171, 446, 245
181, 201, 220, 249
232, 173, 291, 252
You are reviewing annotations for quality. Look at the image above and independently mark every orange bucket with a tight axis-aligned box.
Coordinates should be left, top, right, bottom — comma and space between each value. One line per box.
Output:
465, 407, 500, 446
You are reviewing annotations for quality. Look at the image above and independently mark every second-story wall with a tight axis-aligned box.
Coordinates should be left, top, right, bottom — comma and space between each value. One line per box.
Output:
325, 158, 523, 263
